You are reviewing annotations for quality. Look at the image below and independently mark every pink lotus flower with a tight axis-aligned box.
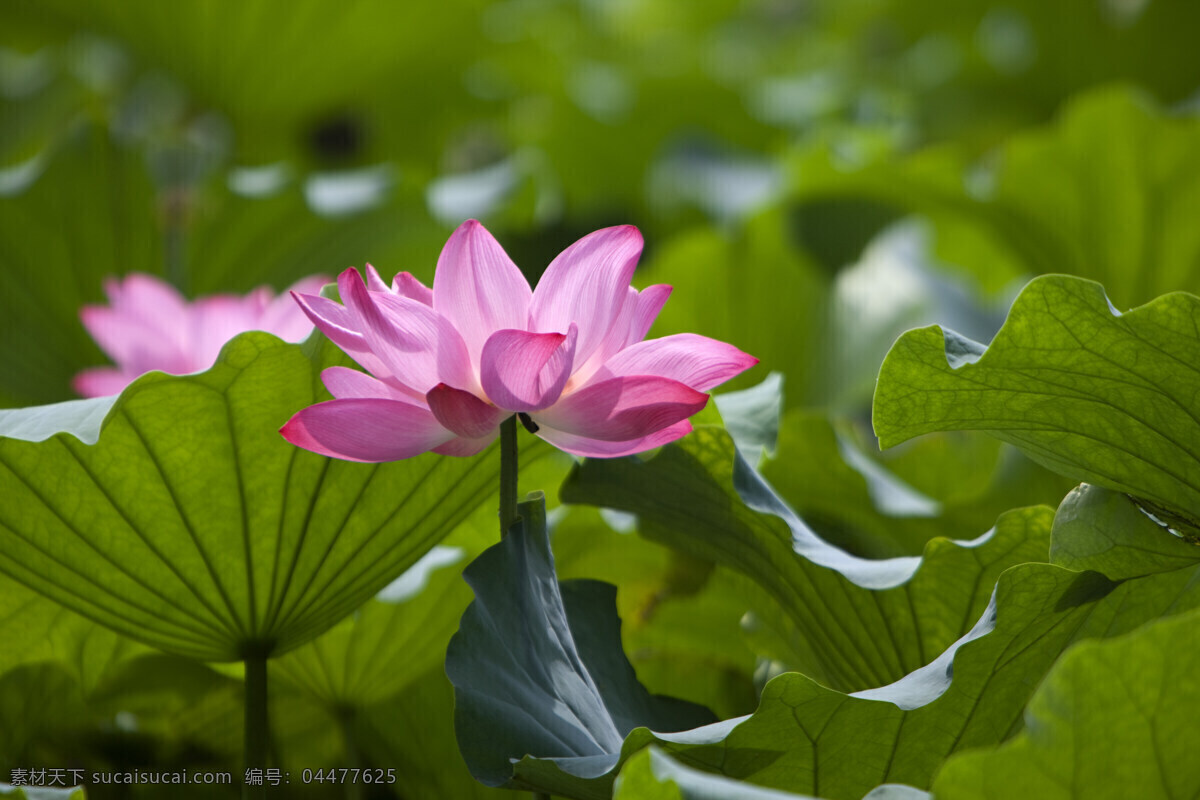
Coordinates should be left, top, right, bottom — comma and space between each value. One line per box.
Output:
280, 220, 757, 460
75, 273, 330, 397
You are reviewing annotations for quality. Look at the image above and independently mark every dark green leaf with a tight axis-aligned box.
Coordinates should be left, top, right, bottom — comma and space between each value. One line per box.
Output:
446, 494, 715, 795
552, 506, 759, 721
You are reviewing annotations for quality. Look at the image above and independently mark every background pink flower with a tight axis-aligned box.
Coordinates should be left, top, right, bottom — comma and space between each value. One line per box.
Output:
281, 219, 756, 460
74, 273, 329, 397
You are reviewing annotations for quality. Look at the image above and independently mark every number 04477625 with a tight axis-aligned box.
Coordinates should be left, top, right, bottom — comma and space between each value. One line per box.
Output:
301, 768, 397, 784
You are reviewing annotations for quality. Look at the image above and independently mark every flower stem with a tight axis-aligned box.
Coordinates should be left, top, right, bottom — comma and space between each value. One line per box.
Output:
337, 707, 364, 800
500, 414, 519, 538
502, 415, 539, 800
243, 648, 269, 800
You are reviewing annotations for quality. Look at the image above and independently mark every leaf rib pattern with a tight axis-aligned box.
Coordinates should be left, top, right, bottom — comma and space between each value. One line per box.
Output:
0, 332, 537, 660
0, 449, 222, 650
55, 438, 232, 640
121, 407, 249, 639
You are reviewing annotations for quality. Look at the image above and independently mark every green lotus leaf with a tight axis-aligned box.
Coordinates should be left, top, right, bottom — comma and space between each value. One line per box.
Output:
613, 746, 818, 800
551, 504, 759, 721
1050, 483, 1200, 580
0, 573, 149, 695
0, 397, 118, 446
0, 576, 238, 774
713, 371, 784, 465
933, 606, 1200, 800
270, 544, 473, 708
614, 747, 932, 800
631, 561, 1200, 799
0, 783, 86, 799
446, 494, 715, 797
874, 274, 1200, 530
587, 564, 1200, 798
356, 667, 513, 800
561, 426, 1051, 691
0, 331, 551, 661
271, 441, 569, 708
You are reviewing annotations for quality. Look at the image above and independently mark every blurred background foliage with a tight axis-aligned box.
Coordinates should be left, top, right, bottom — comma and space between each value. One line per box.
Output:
4, 0, 1200, 408
0, 0, 1194, 796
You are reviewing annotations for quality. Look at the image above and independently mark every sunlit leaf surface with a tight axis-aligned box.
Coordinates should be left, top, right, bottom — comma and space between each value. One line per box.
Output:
933, 607, 1200, 800
875, 274, 1200, 528
0, 332, 551, 660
